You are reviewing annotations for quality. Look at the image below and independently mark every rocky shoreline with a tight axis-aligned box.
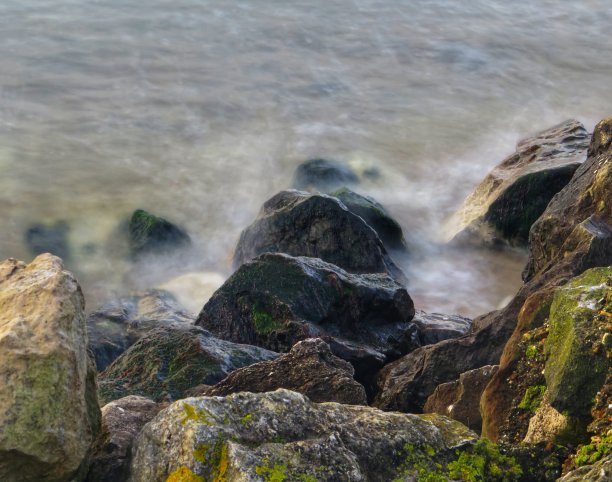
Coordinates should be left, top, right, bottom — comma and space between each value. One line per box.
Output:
0, 117, 610, 481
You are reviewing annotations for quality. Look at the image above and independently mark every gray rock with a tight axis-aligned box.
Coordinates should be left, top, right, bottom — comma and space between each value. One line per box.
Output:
412, 311, 472, 345
557, 454, 612, 482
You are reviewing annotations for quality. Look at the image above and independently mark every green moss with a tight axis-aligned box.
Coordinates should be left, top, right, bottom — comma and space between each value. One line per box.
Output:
255, 462, 288, 482
525, 345, 538, 360
518, 385, 546, 414
447, 440, 522, 482
575, 435, 612, 467
181, 403, 214, 426
193, 443, 210, 463
252, 304, 285, 334
239, 413, 253, 425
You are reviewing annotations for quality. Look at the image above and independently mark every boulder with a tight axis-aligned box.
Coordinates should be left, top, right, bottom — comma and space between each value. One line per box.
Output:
87, 290, 194, 371
292, 158, 359, 192
449, 119, 589, 247
558, 455, 612, 482
424, 365, 499, 433
0, 254, 101, 482
87, 396, 163, 482
128, 389, 478, 482
197, 338, 367, 405
232, 190, 406, 283
412, 311, 472, 345
196, 253, 415, 391
97, 325, 277, 405
128, 209, 190, 258
25, 220, 71, 260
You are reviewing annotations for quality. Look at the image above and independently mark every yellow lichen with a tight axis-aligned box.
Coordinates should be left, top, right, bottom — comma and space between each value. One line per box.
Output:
166, 466, 205, 482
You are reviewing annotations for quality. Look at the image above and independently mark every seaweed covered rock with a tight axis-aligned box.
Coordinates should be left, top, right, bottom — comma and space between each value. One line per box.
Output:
0, 254, 101, 482
292, 158, 359, 192
88, 290, 194, 371
197, 253, 415, 389
128, 389, 478, 482
232, 190, 406, 283
197, 338, 367, 405
449, 119, 589, 247
98, 325, 277, 404
128, 209, 191, 258
87, 396, 163, 482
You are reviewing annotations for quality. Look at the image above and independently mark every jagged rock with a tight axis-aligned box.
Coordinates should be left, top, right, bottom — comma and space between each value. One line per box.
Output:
292, 158, 359, 192
87, 396, 163, 482
557, 454, 612, 481
128, 209, 190, 258
197, 338, 367, 405
412, 311, 472, 345
98, 325, 277, 405
87, 290, 194, 371
128, 389, 477, 482
424, 365, 499, 433
330, 187, 408, 252
449, 119, 589, 247
232, 190, 406, 283
523, 392, 575, 445
25, 220, 71, 260
0, 254, 101, 482
197, 253, 415, 391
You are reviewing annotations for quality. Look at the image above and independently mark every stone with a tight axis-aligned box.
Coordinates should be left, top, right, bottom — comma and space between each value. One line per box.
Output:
87, 289, 194, 371
97, 325, 277, 405
412, 311, 472, 345
0, 254, 101, 482
523, 393, 574, 445
424, 365, 499, 433
87, 396, 163, 482
292, 158, 359, 192
232, 190, 406, 283
25, 220, 71, 260
128, 209, 190, 258
198, 338, 367, 405
448, 119, 589, 247
128, 389, 477, 482
557, 454, 612, 482
196, 253, 415, 392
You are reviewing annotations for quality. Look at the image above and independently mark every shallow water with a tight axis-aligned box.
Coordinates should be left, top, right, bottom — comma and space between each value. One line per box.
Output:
1, 0, 611, 316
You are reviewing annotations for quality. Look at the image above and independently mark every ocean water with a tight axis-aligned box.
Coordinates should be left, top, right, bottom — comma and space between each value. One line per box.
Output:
1, 0, 610, 316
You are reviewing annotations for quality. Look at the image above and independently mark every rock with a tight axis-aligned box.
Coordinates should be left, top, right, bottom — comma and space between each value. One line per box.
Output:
557, 454, 612, 482
232, 190, 406, 283
198, 338, 367, 405
157, 272, 226, 314
87, 396, 163, 482
523, 392, 575, 445
424, 365, 499, 433
449, 119, 589, 247
87, 290, 194, 371
196, 253, 415, 391
128, 209, 190, 258
292, 158, 359, 192
412, 311, 472, 345
128, 389, 477, 482
0, 254, 101, 482
25, 220, 71, 260
98, 325, 277, 404
330, 187, 408, 252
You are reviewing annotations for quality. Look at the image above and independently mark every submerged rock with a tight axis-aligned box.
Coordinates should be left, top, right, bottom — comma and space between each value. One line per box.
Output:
128, 389, 477, 482
232, 190, 406, 283
0, 254, 101, 482
449, 119, 589, 247
292, 158, 359, 192
198, 338, 368, 405
128, 209, 191, 258
25, 220, 71, 260
98, 325, 277, 404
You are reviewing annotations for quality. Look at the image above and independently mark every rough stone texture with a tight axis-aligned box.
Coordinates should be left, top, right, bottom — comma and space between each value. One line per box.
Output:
87, 396, 163, 482
523, 393, 572, 445
292, 158, 359, 192
197, 338, 367, 405
232, 189, 406, 283
449, 119, 589, 247
0, 254, 101, 482
98, 325, 277, 404
128, 389, 477, 482
128, 209, 191, 258
424, 365, 499, 433
197, 253, 415, 391
330, 187, 408, 252
557, 454, 612, 482
88, 290, 194, 371
412, 311, 472, 345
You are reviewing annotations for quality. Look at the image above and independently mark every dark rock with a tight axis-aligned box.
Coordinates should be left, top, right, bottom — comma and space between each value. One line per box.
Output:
412, 311, 472, 345
87, 396, 163, 482
449, 119, 589, 247
558, 454, 612, 482
198, 338, 368, 405
87, 290, 194, 371
330, 187, 408, 252
128, 209, 190, 258
232, 189, 406, 283
197, 253, 415, 392
292, 158, 359, 192
25, 220, 70, 260
97, 325, 277, 404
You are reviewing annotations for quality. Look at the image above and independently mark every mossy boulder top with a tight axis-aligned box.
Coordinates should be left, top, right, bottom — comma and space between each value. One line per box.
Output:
128, 209, 191, 258
128, 389, 477, 482
232, 190, 406, 284
292, 158, 359, 192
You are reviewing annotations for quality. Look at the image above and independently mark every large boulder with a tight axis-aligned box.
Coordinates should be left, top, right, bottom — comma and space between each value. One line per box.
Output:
197, 253, 415, 390
0, 254, 101, 482
197, 338, 367, 405
449, 119, 589, 247
98, 325, 277, 405
232, 190, 406, 283
292, 158, 359, 192
558, 455, 612, 482
87, 396, 163, 482
128, 389, 478, 482
88, 290, 194, 371
128, 209, 191, 258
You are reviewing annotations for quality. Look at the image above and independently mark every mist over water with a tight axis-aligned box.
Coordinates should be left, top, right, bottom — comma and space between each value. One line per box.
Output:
1, 0, 610, 317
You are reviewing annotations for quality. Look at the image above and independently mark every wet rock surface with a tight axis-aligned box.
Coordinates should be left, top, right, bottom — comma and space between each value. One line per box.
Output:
292, 158, 359, 192
128, 209, 191, 258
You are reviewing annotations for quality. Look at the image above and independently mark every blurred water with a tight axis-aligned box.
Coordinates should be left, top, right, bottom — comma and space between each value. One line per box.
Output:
0, 0, 610, 316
